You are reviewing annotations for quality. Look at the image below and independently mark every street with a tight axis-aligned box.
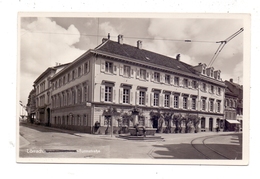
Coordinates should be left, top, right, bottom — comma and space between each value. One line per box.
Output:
19, 123, 242, 160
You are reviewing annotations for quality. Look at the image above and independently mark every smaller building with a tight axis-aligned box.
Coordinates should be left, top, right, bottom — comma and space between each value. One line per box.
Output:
34, 63, 70, 125
224, 79, 243, 131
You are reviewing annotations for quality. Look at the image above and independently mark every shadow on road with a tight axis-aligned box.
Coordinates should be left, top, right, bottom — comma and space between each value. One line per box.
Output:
20, 122, 76, 135
152, 133, 242, 160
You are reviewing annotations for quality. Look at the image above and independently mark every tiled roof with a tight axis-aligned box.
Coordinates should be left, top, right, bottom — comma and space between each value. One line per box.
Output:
96, 40, 197, 75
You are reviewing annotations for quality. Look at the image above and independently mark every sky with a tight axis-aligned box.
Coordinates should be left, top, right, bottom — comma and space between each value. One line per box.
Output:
20, 16, 244, 105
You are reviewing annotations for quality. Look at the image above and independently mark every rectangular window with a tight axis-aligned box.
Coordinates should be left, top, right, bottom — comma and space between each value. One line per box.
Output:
203, 83, 206, 92
164, 94, 170, 107
174, 77, 179, 86
105, 86, 112, 102
192, 98, 196, 110
217, 87, 221, 95
210, 100, 214, 112
72, 70, 75, 80
140, 69, 146, 80
123, 89, 130, 104
123, 65, 131, 77
63, 76, 65, 85
174, 96, 179, 108
202, 99, 206, 110
105, 62, 113, 73
192, 80, 197, 89
78, 67, 81, 77
154, 93, 159, 106
183, 97, 188, 109
211, 85, 214, 93
154, 72, 160, 82
183, 79, 188, 87
67, 73, 70, 82
84, 62, 88, 74
139, 91, 145, 105
165, 75, 170, 84
217, 101, 221, 112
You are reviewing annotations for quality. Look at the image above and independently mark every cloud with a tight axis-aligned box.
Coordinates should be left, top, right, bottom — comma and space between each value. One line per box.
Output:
20, 17, 85, 104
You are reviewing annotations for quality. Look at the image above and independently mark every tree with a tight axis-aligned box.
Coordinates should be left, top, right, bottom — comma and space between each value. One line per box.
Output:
160, 111, 174, 133
103, 107, 121, 135
173, 113, 183, 133
183, 113, 200, 133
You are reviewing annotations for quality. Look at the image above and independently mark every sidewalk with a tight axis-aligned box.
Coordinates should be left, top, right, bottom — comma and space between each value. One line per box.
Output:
20, 122, 240, 141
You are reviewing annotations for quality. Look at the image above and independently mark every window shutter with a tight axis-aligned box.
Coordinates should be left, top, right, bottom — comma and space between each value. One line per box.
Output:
113, 89, 116, 103
161, 74, 165, 83
119, 88, 123, 104
170, 95, 174, 108
145, 93, 149, 106
151, 72, 154, 82
130, 68, 134, 78
100, 59, 105, 72
119, 64, 123, 76
215, 102, 218, 112
161, 94, 165, 107
146, 71, 149, 81
130, 91, 134, 104
170, 76, 174, 85
87, 61, 90, 73
208, 101, 210, 112
113, 65, 117, 75
150, 92, 154, 106
197, 99, 201, 111
86, 85, 89, 102
188, 80, 192, 88
179, 77, 183, 87
100, 86, 105, 102
179, 96, 183, 109
187, 98, 190, 109
136, 68, 140, 79
136, 90, 139, 105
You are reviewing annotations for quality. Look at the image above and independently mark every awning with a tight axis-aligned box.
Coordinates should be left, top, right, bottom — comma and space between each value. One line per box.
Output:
226, 119, 240, 124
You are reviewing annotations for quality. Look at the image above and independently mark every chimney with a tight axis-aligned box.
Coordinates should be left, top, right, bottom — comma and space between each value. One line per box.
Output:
176, 54, 180, 61
137, 40, 142, 49
108, 33, 110, 40
230, 78, 233, 83
118, 34, 123, 44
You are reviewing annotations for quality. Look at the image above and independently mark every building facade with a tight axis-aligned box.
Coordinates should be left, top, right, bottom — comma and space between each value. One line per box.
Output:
49, 34, 226, 134
224, 79, 243, 131
34, 63, 70, 125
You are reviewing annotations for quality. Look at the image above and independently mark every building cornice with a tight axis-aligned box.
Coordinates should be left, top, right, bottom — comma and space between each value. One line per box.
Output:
50, 50, 92, 81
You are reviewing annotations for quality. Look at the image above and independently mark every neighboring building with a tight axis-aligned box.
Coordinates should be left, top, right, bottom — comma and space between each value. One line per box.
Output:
49, 34, 225, 134
26, 88, 36, 123
224, 79, 243, 131
34, 63, 70, 125
19, 101, 28, 121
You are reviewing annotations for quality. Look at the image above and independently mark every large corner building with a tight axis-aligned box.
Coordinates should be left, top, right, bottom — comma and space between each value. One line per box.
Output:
48, 34, 226, 134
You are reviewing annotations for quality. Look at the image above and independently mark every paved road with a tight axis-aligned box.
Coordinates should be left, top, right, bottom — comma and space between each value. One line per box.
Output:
19, 123, 242, 160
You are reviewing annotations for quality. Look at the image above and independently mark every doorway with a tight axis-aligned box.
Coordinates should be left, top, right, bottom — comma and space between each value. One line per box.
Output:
47, 108, 50, 126
209, 118, 213, 131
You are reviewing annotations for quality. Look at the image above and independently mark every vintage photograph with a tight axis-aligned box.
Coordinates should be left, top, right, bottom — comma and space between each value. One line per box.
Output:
17, 13, 249, 164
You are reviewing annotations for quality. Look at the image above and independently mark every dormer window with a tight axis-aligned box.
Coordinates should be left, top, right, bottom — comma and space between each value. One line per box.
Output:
210, 69, 214, 77
202, 68, 206, 75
